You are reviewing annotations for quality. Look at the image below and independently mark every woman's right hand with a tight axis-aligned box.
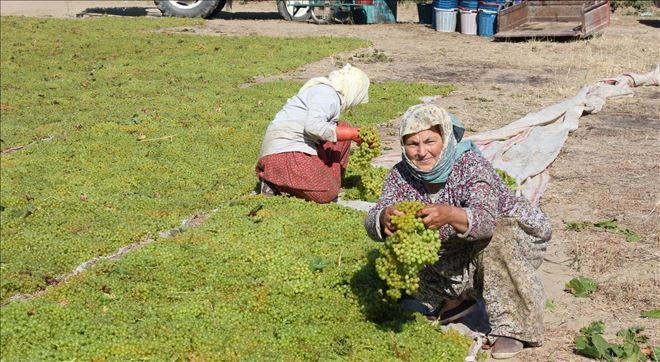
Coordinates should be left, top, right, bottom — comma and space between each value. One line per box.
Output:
336, 125, 362, 144
380, 206, 404, 236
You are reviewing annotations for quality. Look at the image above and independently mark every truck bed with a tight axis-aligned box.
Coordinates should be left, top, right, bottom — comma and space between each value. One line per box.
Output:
494, 0, 610, 40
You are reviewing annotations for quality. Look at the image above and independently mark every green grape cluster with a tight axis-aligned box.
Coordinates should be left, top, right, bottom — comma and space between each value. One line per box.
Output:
344, 127, 387, 201
350, 127, 381, 170
375, 201, 440, 300
359, 166, 388, 201
496, 169, 518, 190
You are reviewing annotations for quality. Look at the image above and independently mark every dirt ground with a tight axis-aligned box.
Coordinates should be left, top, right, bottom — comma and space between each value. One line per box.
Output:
2, 1, 659, 361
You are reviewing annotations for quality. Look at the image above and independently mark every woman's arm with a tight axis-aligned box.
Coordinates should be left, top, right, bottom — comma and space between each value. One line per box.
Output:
454, 153, 502, 241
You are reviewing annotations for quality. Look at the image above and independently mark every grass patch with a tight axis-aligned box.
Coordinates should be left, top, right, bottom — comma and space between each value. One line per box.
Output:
1, 16, 464, 359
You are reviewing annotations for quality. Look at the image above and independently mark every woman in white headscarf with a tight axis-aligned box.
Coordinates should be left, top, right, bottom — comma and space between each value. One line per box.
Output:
364, 103, 552, 359
256, 64, 370, 203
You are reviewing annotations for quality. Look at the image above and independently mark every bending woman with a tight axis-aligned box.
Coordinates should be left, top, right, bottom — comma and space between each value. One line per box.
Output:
256, 64, 370, 203
364, 103, 552, 359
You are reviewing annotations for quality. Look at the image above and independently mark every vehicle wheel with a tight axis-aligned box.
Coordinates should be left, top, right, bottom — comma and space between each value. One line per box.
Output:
210, 0, 228, 17
310, 6, 332, 24
277, 0, 312, 22
155, 0, 222, 18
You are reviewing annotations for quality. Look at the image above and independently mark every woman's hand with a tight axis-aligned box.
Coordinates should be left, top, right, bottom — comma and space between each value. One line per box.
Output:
336, 125, 362, 144
418, 204, 468, 233
380, 206, 404, 236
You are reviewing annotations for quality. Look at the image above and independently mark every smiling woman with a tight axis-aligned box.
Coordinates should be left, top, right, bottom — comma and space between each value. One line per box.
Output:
365, 103, 553, 359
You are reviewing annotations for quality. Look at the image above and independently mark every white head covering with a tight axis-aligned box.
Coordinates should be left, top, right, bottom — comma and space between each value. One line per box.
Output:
299, 63, 370, 111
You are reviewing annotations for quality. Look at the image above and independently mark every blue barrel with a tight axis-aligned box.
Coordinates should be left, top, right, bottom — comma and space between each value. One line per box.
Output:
459, 0, 478, 10
433, 0, 459, 10
478, 8, 497, 37
478, 0, 504, 11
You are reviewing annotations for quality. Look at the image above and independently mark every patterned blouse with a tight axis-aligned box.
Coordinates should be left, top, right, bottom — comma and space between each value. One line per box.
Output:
364, 151, 552, 253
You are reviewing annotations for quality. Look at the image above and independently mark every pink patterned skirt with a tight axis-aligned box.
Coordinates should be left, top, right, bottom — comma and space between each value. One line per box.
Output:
255, 139, 351, 204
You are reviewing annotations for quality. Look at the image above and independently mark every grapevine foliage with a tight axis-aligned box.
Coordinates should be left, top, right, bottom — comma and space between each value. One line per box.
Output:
344, 127, 387, 201
375, 201, 440, 300
496, 169, 518, 191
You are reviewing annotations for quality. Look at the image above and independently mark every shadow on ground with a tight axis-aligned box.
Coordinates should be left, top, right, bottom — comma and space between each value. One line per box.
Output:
78, 7, 150, 17
76, 6, 284, 20
216, 11, 283, 20
638, 19, 660, 28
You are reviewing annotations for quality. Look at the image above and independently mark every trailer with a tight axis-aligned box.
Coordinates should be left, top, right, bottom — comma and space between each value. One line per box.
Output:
494, 0, 611, 40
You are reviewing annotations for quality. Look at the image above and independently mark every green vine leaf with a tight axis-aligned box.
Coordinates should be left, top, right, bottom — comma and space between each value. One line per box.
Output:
565, 276, 598, 297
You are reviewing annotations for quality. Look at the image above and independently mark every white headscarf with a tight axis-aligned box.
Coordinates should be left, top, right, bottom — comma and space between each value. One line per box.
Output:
299, 63, 370, 111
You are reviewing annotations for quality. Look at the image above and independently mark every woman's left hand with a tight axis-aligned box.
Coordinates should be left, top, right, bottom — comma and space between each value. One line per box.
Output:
418, 204, 461, 230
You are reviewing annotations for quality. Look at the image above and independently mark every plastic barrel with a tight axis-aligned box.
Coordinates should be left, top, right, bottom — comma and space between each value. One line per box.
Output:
478, 0, 504, 11
417, 2, 434, 24
459, 0, 478, 10
477, 8, 497, 37
433, 0, 459, 10
434, 8, 457, 32
459, 9, 477, 35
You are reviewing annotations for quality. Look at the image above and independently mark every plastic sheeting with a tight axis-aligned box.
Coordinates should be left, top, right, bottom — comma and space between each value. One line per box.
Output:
467, 65, 660, 205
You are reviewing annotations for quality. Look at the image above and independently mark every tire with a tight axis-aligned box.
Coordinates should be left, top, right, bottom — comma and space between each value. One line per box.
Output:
310, 5, 331, 24
277, 0, 312, 22
155, 0, 221, 18
210, 0, 228, 17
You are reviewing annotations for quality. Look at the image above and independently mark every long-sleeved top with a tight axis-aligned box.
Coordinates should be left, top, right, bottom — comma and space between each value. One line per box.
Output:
364, 151, 552, 255
260, 84, 341, 158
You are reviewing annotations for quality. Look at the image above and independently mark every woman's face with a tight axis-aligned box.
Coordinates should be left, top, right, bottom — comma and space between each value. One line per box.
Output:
403, 128, 443, 171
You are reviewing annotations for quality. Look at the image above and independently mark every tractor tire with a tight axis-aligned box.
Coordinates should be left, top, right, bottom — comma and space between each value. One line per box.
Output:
155, 0, 222, 19
277, 0, 312, 22
210, 0, 228, 17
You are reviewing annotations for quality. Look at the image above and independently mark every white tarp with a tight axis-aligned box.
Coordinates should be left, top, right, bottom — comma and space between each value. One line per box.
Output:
467, 65, 660, 205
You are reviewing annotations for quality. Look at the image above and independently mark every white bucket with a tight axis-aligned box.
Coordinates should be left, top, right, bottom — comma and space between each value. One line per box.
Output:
459, 9, 477, 35
434, 8, 457, 32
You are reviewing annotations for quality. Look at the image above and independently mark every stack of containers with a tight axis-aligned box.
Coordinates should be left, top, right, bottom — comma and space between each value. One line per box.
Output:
417, 2, 434, 25
458, 0, 478, 35
459, 0, 478, 9
477, 0, 505, 37
432, 0, 458, 32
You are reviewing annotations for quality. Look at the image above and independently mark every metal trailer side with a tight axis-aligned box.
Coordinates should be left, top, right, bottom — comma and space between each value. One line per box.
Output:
494, 0, 610, 40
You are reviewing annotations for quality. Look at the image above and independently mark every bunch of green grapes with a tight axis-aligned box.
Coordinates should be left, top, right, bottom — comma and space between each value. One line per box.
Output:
345, 127, 388, 201
359, 166, 388, 202
375, 201, 440, 300
350, 127, 381, 170
496, 169, 518, 190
